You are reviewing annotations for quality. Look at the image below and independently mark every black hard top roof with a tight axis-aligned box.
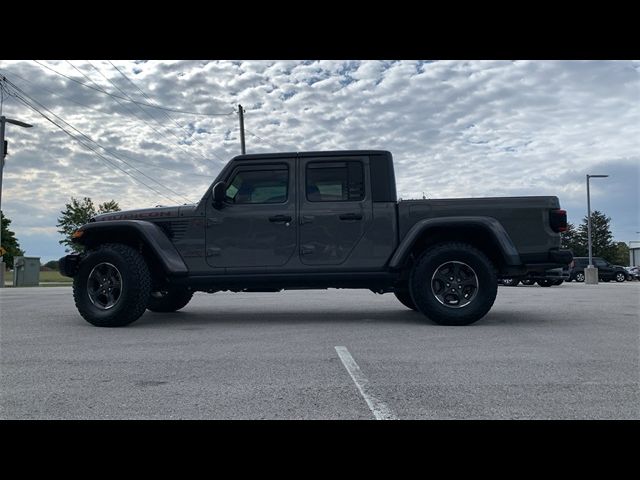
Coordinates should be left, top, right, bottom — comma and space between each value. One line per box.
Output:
231, 150, 391, 161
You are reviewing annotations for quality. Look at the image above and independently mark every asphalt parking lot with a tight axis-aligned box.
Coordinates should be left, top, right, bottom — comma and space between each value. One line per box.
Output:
1, 282, 638, 419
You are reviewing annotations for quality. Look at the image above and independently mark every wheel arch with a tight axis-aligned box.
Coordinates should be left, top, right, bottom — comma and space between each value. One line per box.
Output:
74, 220, 188, 280
388, 217, 521, 273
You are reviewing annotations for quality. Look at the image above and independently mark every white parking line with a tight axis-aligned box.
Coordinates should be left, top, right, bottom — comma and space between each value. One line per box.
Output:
335, 346, 397, 420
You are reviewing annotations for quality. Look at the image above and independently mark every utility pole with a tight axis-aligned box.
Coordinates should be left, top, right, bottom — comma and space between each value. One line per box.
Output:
0, 115, 34, 287
238, 104, 246, 155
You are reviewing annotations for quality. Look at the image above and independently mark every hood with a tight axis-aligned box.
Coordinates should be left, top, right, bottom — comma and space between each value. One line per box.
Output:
92, 204, 196, 222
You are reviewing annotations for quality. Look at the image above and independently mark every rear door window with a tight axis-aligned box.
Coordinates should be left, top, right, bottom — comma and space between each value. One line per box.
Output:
305, 161, 364, 202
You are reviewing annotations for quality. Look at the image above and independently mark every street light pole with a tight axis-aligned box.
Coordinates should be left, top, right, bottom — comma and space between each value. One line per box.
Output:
0, 115, 34, 288
585, 174, 608, 285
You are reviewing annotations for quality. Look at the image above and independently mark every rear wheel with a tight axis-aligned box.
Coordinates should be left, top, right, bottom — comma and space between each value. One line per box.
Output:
147, 287, 194, 312
409, 242, 497, 326
73, 243, 151, 327
394, 289, 418, 311
575, 272, 585, 282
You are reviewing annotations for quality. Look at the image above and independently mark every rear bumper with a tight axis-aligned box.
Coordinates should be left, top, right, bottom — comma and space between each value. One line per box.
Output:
549, 249, 573, 266
59, 254, 81, 278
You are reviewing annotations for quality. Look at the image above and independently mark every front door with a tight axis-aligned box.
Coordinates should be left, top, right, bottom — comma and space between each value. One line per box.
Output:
298, 156, 372, 266
594, 258, 614, 279
205, 159, 297, 268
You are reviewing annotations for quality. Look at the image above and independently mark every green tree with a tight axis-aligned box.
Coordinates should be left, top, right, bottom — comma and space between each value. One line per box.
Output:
575, 210, 615, 260
608, 241, 630, 266
56, 197, 121, 252
1, 210, 25, 269
44, 260, 60, 270
560, 222, 586, 257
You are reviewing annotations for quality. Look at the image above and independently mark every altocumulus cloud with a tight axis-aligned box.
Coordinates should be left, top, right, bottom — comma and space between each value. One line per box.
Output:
0, 60, 637, 261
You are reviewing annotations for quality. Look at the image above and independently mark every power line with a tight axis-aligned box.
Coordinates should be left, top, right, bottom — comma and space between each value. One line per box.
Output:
3, 79, 192, 204
8, 89, 179, 204
0, 70, 217, 179
106, 60, 227, 162
32, 60, 235, 117
76, 61, 214, 163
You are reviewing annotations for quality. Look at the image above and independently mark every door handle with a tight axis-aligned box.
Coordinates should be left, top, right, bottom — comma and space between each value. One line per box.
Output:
269, 214, 292, 223
339, 213, 363, 221
301, 245, 315, 255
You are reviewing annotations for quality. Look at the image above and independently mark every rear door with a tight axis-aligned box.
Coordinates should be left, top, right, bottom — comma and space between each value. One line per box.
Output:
298, 156, 372, 266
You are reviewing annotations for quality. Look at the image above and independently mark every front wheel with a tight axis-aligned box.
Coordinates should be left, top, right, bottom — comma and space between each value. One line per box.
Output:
409, 242, 497, 326
575, 272, 585, 282
73, 243, 151, 327
147, 287, 194, 312
615, 272, 626, 283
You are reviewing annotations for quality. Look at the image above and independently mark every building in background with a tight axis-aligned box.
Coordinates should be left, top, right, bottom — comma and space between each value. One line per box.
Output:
629, 241, 640, 266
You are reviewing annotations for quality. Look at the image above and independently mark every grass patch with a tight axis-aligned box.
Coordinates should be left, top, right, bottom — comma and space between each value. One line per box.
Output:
3, 269, 72, 285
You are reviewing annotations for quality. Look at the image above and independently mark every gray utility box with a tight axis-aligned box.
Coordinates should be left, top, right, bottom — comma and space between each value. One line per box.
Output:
13, 256, 40, 287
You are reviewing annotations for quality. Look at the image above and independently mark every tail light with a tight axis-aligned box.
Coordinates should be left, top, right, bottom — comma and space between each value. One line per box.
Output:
550, 209, 567, 233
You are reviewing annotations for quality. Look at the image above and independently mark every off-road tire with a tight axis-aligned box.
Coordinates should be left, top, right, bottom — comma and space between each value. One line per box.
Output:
394, 289, 418, 311
147, 287, 194, 312
409, 242, 497, 326
73, 243, 151, 327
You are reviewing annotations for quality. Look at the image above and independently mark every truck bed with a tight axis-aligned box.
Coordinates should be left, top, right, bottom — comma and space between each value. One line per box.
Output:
397, 196, 561, 261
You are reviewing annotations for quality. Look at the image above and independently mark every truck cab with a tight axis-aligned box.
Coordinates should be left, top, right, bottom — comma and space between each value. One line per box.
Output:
201, 150, 397, 274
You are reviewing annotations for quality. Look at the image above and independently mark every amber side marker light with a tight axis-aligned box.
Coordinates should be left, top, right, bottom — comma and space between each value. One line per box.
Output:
72, 230, 84, 239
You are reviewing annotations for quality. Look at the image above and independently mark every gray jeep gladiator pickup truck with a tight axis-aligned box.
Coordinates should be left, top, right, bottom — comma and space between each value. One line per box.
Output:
59, 150, 572, 327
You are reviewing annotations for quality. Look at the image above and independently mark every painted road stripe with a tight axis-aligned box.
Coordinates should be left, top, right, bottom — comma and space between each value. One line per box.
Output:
335, 346, 397, 420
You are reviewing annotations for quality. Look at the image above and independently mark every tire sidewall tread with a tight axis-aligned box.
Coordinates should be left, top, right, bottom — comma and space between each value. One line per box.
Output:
73, 243, 151, 327
409, 242, 497, 326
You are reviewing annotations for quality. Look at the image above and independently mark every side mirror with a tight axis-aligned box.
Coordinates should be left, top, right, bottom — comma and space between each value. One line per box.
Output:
212, 181, 227, 208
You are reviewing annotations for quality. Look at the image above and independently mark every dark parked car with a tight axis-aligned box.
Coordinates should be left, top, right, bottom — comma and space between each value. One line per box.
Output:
568, 257, 628, 282
625, 266, 640, 281
60, 150, 572, 327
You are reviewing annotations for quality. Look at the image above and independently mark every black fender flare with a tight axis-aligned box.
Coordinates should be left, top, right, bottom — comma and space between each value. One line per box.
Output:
75, 220, 188, 276
388, 216, 521, 269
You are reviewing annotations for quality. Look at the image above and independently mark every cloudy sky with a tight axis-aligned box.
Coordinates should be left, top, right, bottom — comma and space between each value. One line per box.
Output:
0, 60, 638, 262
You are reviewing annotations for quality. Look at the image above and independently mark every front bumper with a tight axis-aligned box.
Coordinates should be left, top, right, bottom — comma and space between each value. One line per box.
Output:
59, 254, 81, 278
